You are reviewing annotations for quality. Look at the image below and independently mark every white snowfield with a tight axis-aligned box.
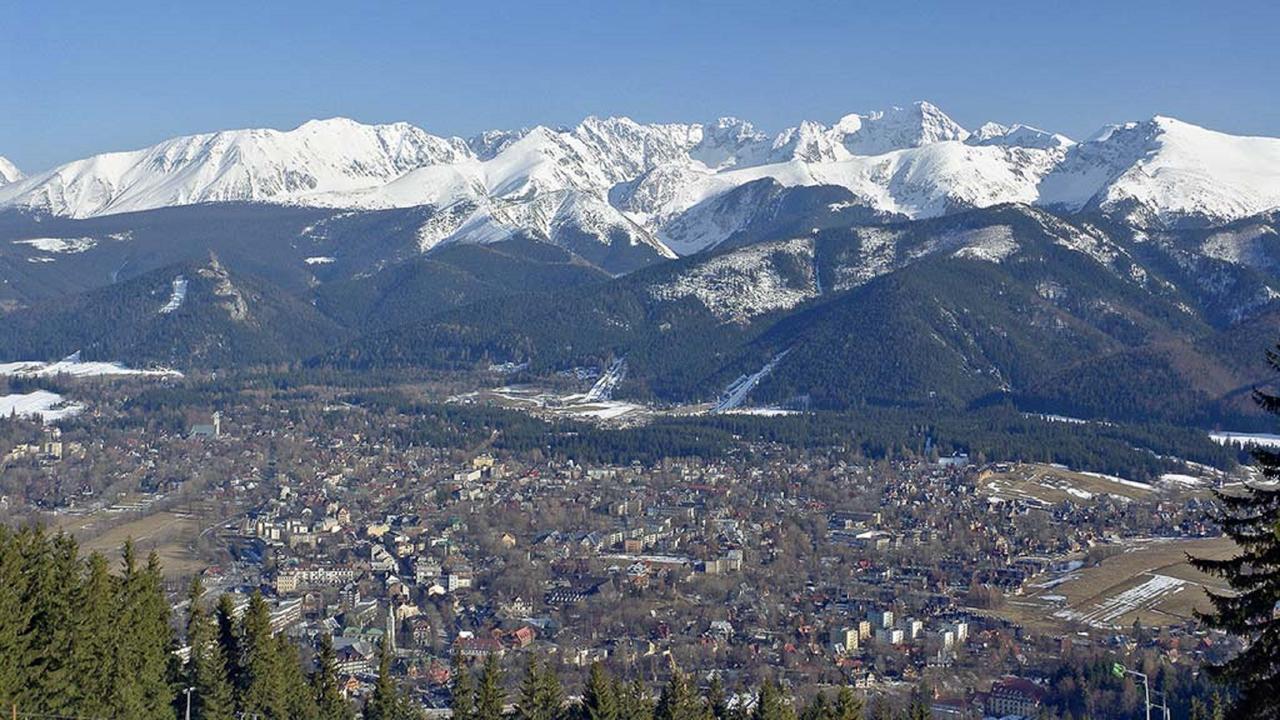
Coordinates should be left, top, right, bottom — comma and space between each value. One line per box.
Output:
0, 353, 182, 378
4, 103, 1279, 256
0, 390, 84, 424
1209, 431, 1280, 449
12, 237, 98, 254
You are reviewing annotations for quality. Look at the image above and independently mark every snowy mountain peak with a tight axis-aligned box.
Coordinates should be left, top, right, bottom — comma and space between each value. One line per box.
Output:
969, 122, 1074, 149
1038, 114, 1280, 225
836, 100, 971, 155
0, 156, 21, 185
0, 118, 473, 218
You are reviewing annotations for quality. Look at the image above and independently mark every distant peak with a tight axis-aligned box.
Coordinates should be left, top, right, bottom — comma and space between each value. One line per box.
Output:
0, 155, 22, 184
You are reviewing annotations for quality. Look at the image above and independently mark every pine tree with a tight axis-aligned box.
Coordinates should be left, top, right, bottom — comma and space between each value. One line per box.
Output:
19, 529, 79, 715
516, 657, 563, 720
832, 687, 863, 720
583, 662, 619, 720
536, 661, 564, 720
475, 652, 507, 720
451, 655, 478, 720
214, 593, 242, 692
617, 679, 653, 720
366, 634, 405, 720
1188, 697, 1208, 720
277, 634, 320, 720
185, 579, 235, 720
0, 527, 26, 711
869, 698, 893, 720
71, 552, 120, 719
313, 633, 354, 720
1191, 352, 1280, 719
905, 686, 931, 720
706, 675, 729, 720
120, 549, 177, 720
1211, 691, 1228, 720
751, 679, 795, 720
800, 692, 830, 720
656, 667, 702, 720
239, 591, 285, 719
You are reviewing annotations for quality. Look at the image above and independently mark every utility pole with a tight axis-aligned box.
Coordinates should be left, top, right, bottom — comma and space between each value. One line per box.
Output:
1113, 664, 1171, 720
184, 686, 195, 720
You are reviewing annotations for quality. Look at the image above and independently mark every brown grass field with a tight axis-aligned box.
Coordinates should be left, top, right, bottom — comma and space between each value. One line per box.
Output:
1000, 536, 1237, 634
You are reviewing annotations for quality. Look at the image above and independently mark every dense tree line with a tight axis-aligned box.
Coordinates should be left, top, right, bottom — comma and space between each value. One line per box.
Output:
451, 659, 877, 720
360, 398, 1240, 482
0, 527, 352, 720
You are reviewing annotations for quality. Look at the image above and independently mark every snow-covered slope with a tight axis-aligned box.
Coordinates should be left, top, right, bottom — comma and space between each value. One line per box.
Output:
4, 104, 1280, 260
1039, 117, 1280, 225
0, 118, 472, 217
0, 156, 21, 185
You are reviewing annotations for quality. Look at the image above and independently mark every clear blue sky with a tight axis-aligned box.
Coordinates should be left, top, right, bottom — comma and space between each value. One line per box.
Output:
4, 0, 1279, 173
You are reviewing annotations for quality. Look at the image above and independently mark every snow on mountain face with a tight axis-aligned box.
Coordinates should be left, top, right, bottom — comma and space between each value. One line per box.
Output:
1038, 117, 1280, 225
648, 237, 818, 321
969, 123, 1074, 150
4, 104, 1280, 262
832, 101, 971, 156
0, 118, 473, 218
0, 156, 21, 185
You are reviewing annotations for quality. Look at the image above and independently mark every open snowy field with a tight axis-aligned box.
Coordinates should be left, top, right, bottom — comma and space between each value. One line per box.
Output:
1209, 431, 1280, 449
0, 357, 182, 378
0, 390, 84, 423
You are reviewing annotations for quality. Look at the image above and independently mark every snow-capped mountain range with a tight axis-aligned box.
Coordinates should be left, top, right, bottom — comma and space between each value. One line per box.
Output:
3, 102, 1280, 257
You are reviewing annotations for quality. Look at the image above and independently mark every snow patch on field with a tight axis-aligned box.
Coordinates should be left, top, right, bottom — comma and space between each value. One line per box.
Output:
0, 390, 84, 424
1159, 473, 1203, 486
1209, 431, 1280, 449
1053, 574, 1187, 628
13, 237, 98, 253
722, 407, 801, 417
0, 357, 181, 378
1078, 471, 1153, 492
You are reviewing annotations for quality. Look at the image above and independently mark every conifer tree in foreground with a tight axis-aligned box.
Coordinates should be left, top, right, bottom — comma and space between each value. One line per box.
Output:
583, 661, 620, 720
277, 634, 320, 720
313, 633, 354, 720
184, 577, 235, 720
365, 634, 407, 720
214, 593, 242, 691
239, 591, 286, 719
617, 678, 654, 720
1192, 347, 1280, 719
475, 652, 507, 720
751, 678, 796, 720
832, 686, 864, 720
516, 656, 564, 720
71, 552, 118, 718
655, 666, 703, 720
450, 653, 478, 720
706, 675, 729, 720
